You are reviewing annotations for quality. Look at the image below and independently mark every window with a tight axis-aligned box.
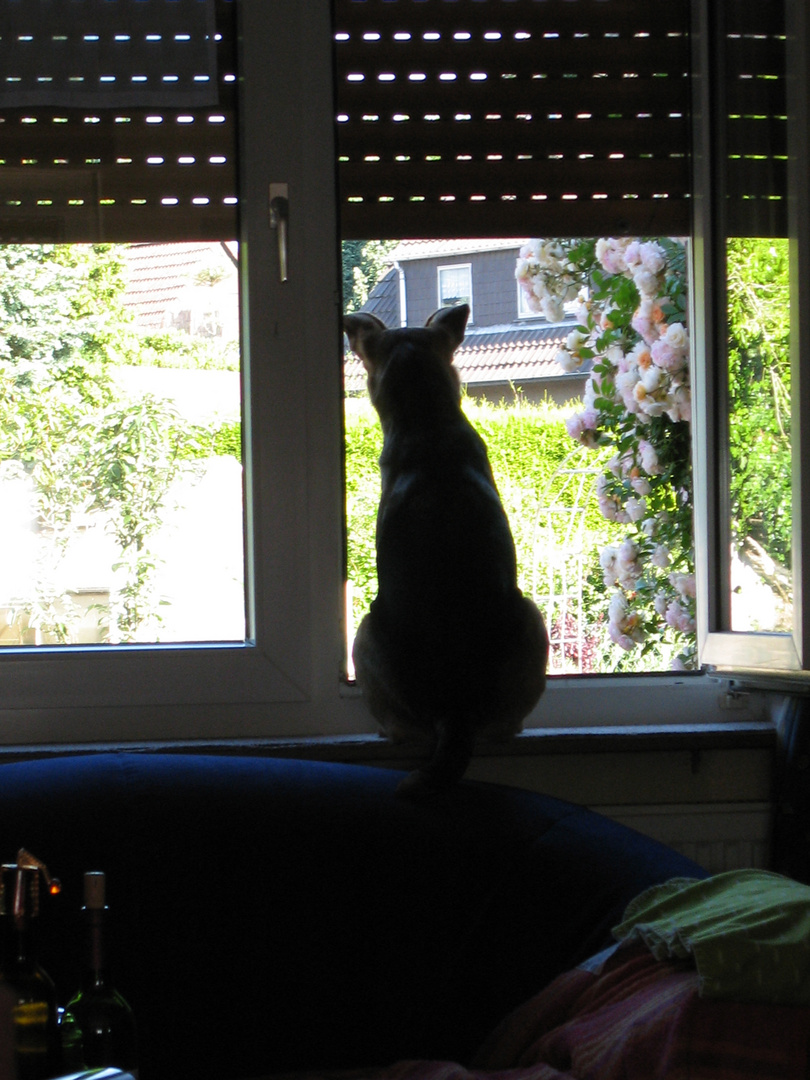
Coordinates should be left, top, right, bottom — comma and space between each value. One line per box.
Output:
437, 263, 472, 317
0, 1, 246, 650
0, 0, 808, 747
516, 278, 542, 320
692, 0, 809, 677
0, 2, 352, 739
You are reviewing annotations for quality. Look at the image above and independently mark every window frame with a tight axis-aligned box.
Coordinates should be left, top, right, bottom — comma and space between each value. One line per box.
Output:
0, 0, 800, 749
691, 0, 810, 682
0, 0, 365, 743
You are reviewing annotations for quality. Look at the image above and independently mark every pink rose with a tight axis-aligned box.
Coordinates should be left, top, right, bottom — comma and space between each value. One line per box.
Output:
650, 338, 682, 371
638, 241, 666, 275
652, 545, 670, 569
638, 439, 661, 474
666, 600, 696, 634
625, 496, 647, 522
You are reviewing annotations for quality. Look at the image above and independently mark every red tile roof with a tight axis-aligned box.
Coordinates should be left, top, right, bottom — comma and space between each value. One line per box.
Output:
121, 242, 237, 331
457, 324, 574, 384
344, 322, 573, 395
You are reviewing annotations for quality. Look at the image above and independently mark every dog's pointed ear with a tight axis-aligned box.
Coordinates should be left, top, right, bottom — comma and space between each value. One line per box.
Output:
344, 312, 387, 366
425, 304, 469, 351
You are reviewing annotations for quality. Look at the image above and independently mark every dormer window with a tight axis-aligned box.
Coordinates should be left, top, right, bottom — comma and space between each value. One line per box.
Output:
438, 263, 472, 321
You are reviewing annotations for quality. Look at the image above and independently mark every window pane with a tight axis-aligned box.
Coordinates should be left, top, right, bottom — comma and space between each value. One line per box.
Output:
0, 241, 245, 646
726, 237, 791, 632
438, 264, 472, 313
722, 0, 791, 636
344, 235, 694, 676
0, 1, 246, 648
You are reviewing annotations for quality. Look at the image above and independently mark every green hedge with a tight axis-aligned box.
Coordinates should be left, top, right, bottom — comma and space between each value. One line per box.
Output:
344, 394, 623, 651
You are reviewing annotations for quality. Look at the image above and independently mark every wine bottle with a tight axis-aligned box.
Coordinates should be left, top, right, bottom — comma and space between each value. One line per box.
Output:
62, 872, 138, 1076
0, 854, 62, 1080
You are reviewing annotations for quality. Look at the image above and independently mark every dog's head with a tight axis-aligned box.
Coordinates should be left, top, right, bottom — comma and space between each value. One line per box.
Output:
344, 305, 469, 422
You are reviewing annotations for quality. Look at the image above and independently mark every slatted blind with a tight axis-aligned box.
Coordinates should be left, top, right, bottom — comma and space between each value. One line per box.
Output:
721, 0, 787, 238
2, 2, 785, 246
0, 0, 238, 243
333, 0, 693, 240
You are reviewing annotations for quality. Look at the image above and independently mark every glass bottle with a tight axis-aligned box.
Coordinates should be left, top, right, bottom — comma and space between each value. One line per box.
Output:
0, 856, 61, 1080
62, 871, 138, 1076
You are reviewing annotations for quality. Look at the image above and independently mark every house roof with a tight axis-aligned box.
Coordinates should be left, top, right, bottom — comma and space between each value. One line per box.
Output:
344, 320, 576, 395
357, 266, 401, 328
458, 323, 578, 385
121, 241, 238, 331
390, 238, 528, 262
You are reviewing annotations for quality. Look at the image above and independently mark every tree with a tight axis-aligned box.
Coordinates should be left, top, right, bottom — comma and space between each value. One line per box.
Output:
341, 240, 397, 314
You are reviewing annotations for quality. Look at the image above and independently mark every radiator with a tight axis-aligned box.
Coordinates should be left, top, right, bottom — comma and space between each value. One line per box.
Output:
596, 802, 772, 875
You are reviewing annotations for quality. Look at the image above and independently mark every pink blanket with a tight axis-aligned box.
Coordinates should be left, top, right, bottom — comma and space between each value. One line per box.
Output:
279, 944, 810, 1080
473, 944, 809, 1079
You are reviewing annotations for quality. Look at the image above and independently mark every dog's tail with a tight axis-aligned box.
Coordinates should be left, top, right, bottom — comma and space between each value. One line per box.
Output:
396, 720, 476, 799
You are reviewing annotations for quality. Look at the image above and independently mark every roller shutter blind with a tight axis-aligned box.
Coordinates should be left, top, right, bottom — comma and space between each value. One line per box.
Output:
1, 1, 784, 245
334, 0, 693, 240
0, 0, 238, 243
721, 0, 788, 238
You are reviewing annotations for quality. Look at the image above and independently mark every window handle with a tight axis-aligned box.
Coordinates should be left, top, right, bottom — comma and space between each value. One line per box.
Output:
269, 183, 289, 282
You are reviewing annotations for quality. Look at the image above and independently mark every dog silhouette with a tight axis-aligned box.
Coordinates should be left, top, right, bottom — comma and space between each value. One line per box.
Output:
345, 304, 548, 796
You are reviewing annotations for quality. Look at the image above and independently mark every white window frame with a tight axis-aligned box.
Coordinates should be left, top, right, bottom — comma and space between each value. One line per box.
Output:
691, 0, 810, 684
0, 1, 367, 744
437, 263, 473, 321
1, 0, 803, 748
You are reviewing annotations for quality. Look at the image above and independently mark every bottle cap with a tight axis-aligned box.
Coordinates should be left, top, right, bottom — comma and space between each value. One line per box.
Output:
83, 871, 106, 910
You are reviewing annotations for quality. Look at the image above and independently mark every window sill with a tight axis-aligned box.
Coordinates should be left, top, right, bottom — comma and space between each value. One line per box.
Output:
0, 719, 775, 766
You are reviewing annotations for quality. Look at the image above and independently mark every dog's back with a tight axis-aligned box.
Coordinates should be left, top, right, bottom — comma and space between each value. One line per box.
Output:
346, 305, 548, 795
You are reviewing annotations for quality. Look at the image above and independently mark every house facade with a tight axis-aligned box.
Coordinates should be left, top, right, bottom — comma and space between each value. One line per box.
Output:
347, 238, 588, 406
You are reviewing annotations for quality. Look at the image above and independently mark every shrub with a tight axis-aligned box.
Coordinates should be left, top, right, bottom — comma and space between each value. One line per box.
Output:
343, 393, 625, 670
118, 329, 239, 372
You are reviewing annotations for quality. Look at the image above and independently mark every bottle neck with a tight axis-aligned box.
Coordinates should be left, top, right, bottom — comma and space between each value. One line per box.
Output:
83, 908, 112, 990
1, 865, 42, 974
2, 914, 38, 972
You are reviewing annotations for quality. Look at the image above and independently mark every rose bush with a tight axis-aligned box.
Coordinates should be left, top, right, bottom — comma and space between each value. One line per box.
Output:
517, 236, 695, 670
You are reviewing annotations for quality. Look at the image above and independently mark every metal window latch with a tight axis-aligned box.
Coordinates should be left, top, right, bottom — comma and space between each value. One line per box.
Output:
269, 183, 289, 283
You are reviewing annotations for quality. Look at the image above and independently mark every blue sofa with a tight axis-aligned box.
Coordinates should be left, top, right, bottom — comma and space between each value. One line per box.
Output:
0, 753, 707, 1080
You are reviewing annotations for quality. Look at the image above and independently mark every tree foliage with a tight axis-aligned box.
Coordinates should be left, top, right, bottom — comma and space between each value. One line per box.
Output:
341, 240, 397, 313
726, 238, 791, 568
0, 245, 199, 643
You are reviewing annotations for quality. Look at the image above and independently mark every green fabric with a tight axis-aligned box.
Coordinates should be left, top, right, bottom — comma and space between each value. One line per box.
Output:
612, 870, 810, 1004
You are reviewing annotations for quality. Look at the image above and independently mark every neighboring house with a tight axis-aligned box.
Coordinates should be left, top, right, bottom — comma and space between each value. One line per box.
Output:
345, 239, 588, 406
123, 239, 586, 408
122, 241, 240, 340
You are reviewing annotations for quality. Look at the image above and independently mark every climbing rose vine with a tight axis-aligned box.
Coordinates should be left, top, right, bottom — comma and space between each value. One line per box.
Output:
516, 237, 695, 670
